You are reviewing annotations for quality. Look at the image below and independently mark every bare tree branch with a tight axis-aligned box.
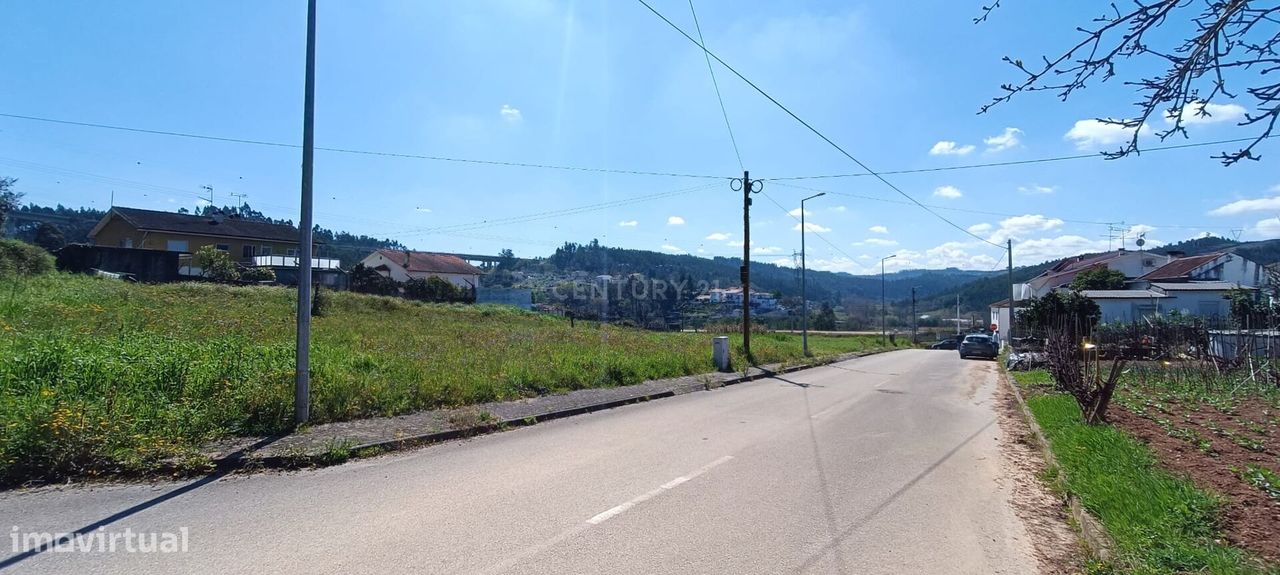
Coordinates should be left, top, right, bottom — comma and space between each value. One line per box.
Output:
980, 0, 1280, 165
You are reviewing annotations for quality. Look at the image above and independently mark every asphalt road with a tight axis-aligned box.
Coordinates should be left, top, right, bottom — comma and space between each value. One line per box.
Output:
1, 349, 1041, 574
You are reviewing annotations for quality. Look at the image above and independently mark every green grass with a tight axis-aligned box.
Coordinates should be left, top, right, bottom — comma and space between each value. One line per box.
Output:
1011, 370, 1275, 574
0, 273, 908, 484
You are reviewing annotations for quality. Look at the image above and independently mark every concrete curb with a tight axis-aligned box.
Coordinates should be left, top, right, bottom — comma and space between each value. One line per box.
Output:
999, 368, 1117, 565
210, 348, 901, 472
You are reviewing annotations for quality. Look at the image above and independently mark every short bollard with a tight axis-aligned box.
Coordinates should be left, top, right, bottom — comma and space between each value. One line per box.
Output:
712, 336, 731, 372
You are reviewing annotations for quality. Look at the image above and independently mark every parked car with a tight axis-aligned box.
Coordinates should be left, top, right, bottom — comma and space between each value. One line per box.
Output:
929, 338, 959, 350
959, 334, 998, 360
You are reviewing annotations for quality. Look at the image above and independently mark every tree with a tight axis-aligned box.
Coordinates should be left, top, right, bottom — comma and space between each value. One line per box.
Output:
32, 223, 65, 252
813, 302, 838, 330
1017, 289, 1102, 339
980, 1, 1279, 165
192, 245, 240, 282
0, 177, 21, 236
497, 248, 515, 270
1069, 267, 1127, 291
349, 263, 399, 295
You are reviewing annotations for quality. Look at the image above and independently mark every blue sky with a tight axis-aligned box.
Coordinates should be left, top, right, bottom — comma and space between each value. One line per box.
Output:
2, 0, 1277, 274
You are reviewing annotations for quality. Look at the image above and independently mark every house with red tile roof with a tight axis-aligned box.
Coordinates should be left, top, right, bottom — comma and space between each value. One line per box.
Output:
359, 249, 484, 289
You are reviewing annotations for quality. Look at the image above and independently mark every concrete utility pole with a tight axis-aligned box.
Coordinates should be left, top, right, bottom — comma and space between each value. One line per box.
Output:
880, 254, 896, 344
734, 171, 761, 360
911, 286, 918, 344
800, 192, 825, 356
1007, 238, 1015, 348
956, 294, 961, 336
295, 0, 317, 424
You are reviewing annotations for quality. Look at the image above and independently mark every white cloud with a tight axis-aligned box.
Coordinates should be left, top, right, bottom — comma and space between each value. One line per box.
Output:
929, 141, 975, 156
500, 104, 523, 124
1064, 119, 1150, 150
667, 216, 685, 226
1256, 217, 1280, 238
660, 244, 685, 253
933, 185, 963, 199
727, 240, 746, 247
1209, 190, 1280, 216
415, 207, 433, 213
1165, 100, 1246, 126
788, 207, 812, 217
983, 127, 1022, 152
792, 222, 831, 233
967, 223, 993, 235
804, 256, 863, 274
1127, 224, 1157, 237
988, 214, 1065, 243
857, 254, 872, 261
705, 232, 731, 241
831, 205, 847, 212
868, 225, 889, 234
1017, 184, 1056, 195
618, 220, 638, 227
864, 238, 898, 246
752, 246, 784, 255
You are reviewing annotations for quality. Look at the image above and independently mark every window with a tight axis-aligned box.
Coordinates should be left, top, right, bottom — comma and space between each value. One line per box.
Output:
119, 238, 133, 248
287, 248, 298, 257
260, 246, 273, 256
242, 245, 255, 258
165, 239, 189, 252
1142, 258, 1155, 267
215, 244, 230, 252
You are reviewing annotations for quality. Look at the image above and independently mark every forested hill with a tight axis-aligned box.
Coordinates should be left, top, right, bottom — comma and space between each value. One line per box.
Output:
516, 240, 999, 302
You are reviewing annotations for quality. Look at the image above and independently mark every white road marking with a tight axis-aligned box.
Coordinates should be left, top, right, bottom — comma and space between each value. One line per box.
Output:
472, 455, 736, 575
586, 455, 733, 525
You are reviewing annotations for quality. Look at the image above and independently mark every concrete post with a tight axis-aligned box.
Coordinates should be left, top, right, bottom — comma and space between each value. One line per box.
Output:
713, 336, 731, 372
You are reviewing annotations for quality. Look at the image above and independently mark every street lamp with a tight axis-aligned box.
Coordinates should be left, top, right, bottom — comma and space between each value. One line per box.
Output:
799, 192, 825, 356
880, 254, 897, 344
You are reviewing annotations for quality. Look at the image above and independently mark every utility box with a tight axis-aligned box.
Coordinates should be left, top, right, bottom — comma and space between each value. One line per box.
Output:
712, 336, 731, 372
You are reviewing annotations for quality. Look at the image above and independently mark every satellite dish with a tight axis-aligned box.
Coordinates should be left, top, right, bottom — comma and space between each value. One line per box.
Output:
1135, 232, 1146, 248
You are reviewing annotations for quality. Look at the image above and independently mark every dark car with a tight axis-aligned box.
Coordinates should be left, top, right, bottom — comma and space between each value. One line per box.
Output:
929, 338, 959, 350
959, 334, 998, 360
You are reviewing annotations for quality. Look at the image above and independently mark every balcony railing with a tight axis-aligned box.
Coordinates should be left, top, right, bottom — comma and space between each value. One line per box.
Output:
244, 255, 342, 270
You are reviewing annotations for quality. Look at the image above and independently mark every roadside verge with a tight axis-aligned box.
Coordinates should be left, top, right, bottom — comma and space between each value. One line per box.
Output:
199, 349, 897, 474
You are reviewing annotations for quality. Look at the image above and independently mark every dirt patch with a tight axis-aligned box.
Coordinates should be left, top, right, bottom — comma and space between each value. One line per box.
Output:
1111, 400, 1280, 563
995, 376, 1086, 574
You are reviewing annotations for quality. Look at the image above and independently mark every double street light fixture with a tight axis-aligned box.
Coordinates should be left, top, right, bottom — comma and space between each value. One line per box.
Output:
799, 192, 825, 356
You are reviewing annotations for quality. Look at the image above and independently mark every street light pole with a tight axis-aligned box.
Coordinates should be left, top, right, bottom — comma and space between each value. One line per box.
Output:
880, 254, 896, 344
799, 192, 825, 356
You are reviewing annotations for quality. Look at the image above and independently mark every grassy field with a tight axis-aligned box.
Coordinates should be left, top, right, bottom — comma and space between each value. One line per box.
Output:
0, 273, 907, 484
1010, 370, 1276, 574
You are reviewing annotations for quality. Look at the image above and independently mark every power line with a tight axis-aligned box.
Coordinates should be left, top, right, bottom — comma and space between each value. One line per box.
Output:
393, 182, 721, 239
0, 112, 729, 181
764, 134, 1280, 181
687, 0, 743, 171
770, 180, 1233, 232
635, 0, 1002, 248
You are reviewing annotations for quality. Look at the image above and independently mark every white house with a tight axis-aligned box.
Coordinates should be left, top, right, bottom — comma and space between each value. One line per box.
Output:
707, 287, 778, 310
1079, 289, 1171, 323
360, 249, 483, 289
1136, 251, 1267, 287
1016, 249, 1173, 300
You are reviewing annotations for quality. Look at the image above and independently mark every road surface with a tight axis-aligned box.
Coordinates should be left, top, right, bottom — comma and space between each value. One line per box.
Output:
1, 350, 1044, 574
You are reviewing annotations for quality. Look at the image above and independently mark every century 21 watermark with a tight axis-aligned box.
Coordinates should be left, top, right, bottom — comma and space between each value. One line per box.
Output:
11, 526, 189, 554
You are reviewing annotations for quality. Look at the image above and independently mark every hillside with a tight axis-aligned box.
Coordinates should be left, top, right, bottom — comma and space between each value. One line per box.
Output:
497, 240, 1000, 303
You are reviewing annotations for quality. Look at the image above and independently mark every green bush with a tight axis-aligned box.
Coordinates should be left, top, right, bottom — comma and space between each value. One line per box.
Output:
240, 267, 276, 283
0, 239, 55, 277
